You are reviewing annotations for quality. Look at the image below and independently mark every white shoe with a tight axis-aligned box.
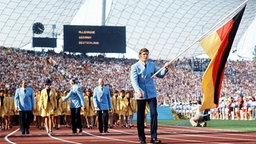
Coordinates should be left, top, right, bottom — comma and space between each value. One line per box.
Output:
200, 122, 206, 127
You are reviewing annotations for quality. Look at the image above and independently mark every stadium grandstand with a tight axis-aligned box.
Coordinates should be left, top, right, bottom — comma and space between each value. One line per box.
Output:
0, 0, 255, 125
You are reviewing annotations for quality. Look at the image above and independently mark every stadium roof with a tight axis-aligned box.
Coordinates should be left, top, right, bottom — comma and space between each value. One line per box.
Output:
106, 0, 256, 60
0, 0, 255, 60
0, 0, 85, 48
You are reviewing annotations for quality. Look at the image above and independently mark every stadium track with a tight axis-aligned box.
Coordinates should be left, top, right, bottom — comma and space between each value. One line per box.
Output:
1, 125, 256, 144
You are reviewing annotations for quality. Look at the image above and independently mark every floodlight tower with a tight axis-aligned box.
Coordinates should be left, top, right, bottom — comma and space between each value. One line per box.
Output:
101, 0, 106, 26
101, 0, 107, 57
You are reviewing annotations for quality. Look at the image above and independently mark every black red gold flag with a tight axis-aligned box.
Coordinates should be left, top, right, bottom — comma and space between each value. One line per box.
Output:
200, 5, 246, 111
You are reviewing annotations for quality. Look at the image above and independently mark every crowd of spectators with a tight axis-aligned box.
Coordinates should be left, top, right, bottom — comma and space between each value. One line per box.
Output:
0, 46, 255, 113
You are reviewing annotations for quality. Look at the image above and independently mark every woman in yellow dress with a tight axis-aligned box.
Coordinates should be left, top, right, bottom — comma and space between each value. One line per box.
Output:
0, 89, 7, 130
6, 91, 14, 129
62, 90, 71, 128
111, 90, 119, 127
119, 90, 127, 127
125, 91, 136, 128
34, 90, 42, 129
40, 79, 57, 134
84, 89, 95, 129
54, 90, 63, 130
80, 90, 86, 128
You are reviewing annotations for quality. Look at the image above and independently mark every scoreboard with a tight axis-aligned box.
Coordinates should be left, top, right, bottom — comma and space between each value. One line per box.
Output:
64, 25, 126, 53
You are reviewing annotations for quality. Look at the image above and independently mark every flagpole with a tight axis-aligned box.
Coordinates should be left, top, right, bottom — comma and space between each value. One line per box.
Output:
198, 0, 248, 41
151, 0, 248, 78
151, 39, 198, 78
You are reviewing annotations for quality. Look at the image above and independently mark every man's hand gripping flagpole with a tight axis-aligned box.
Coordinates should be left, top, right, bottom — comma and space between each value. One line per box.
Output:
151, 41, 198, 78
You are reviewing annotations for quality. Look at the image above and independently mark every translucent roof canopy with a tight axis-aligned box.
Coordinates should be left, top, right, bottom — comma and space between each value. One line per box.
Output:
0, 0, 85, 48
0, 0, 255, 60
106, 0, 256, 60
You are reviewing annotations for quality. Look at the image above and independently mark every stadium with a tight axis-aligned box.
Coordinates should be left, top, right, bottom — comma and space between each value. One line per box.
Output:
0, 0, 256, 143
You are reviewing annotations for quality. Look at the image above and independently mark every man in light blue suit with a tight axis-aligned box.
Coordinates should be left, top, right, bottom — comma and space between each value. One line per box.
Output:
130, 48, 170, 144
63, 78, 85, 134
93, 78, 112, 133
14, 80, 34, 135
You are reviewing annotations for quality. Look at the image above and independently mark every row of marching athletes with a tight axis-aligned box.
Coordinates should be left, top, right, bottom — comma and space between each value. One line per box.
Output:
110, 90, 149, 129
0, 90, 15, 130
35, 86, 148, 132
0, 83, 149, 133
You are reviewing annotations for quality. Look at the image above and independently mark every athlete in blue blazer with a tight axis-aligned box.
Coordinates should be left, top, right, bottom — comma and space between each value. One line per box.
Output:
14, 80, 34, 135
63, 78, 85, 133
93, 78, 112, 133
130, 48, 170, 144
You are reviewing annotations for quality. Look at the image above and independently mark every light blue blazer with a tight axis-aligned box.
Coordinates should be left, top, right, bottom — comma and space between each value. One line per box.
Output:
130, 61, 168, 100
63, 84, 85, 108
93, 86, 112, 110
14, 87, 34, 111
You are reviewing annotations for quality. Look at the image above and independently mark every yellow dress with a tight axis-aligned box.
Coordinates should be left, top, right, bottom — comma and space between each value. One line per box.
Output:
116, 95, 122, 115
40, 88, 57, 117
0, 96, 6, 117
125, 97, 136, 116
111, 93, 119, 114
85, 96, 95, 116
6, 97, 14, 116
34, 96, 41, 116
54, 96, 63, 116
119, 96, 127, 116
62, 96, 71, 116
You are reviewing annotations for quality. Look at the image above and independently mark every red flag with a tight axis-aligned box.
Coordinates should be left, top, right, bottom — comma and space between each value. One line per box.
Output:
200, 5, 246, 111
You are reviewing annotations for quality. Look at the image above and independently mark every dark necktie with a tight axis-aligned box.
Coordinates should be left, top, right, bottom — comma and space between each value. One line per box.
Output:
116, 96, 118, 109
57, 97, 60, 106
0, 96, 3, 107
89, 96, 91, 106
144, 63, 147, 76
47, 89, 51, 101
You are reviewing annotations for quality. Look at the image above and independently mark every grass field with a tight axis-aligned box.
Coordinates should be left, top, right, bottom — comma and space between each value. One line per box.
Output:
158, 119, 256, 132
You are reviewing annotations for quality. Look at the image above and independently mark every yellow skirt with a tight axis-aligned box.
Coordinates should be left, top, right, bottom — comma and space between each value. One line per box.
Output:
125, 106, 134, 116
41, 103, 54, 117
0, 107, 5, 117
63, 108, 71, 116
84, 107, 95, 117
54, 108, 62, 116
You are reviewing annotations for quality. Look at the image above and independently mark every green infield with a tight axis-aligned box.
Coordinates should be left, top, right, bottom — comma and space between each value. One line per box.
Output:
158, 119, 256, 132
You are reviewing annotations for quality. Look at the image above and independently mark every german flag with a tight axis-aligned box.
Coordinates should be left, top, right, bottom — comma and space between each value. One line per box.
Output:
199, 5, 246, 111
